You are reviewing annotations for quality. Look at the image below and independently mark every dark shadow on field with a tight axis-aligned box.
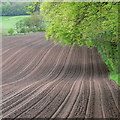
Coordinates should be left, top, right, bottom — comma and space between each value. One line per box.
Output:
36, 46, 109, 80
40, 61, 109, 80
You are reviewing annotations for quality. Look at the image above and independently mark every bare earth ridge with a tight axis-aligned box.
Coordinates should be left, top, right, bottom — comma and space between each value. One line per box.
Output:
1, 33, 120, 119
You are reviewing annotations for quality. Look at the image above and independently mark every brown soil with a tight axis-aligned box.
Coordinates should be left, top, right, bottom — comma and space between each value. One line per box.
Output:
1, 33, 120, 119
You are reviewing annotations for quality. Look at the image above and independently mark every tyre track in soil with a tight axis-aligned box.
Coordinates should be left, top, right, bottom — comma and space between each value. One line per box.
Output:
2, 33, 120, 119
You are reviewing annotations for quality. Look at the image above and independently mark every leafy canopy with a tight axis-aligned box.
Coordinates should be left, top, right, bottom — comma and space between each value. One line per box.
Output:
41, 2, 119, 74
41, 2, 118, 45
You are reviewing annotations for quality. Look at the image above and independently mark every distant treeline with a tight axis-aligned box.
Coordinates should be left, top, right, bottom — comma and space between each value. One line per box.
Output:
0, 2, 38, 16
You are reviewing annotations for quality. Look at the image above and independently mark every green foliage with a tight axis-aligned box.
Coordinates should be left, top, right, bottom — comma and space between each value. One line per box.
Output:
20, 28, 26, 33
26, 2, 41, 14
41, 2, 119, 81
15, 14, 45, 33
1, 16, 29, 34
109, 71, 120, 86
8, 28, 14, 35
90, 30, 118, 73
1, 2, 32, 16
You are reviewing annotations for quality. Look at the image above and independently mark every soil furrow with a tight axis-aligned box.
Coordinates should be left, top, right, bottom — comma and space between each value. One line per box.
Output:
2, 33, 119, 119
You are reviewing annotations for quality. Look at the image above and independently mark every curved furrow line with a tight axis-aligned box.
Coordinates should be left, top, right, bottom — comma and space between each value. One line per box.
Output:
87, 48, 103, 118
2, 33, 45, 50
33, 47, 84, 118
94, 47, 119, 118
2, 80, 54, 113
2, 36, 46, 59
2, 74, 65, 111
2, 44, 55, 99
3, 37, 50, 64
84, 49, 94, 118
2, 44, 71, 106
3, 79, 57, 118
3, 78, 70, 119
2, 39, 35, 55
1, 45, 67, 103
67, 46, 91, 118
93, 48, 119, 118
2, 39, 47, 70
96, 50, 120, 112
6, 44, 75, 117
40, 46, 70, 80
2, 35, 43, 58
13, 81, 70, 119
2, 46, 28, 67
2, 39, 43, 69
75, 76, 90, 118
84, 49, 97, 118
2, 43, 55, 87
2, 48, 25, 63
53, 81, 81, 118
3, 46, 40, 74
45, 46, 72, 81
2, 39, 28, 51
50, 47, 83, 118
52, 84, 80, 118
97, 66, 119, 116
92, 81, 104, 118
103, 78, 120, 112
2, 41, 53, 81
2, 38, 41, 58
0, 49, 10, 56
2, 45, 65, 104
97, 81, 106, 118
2, 35, 30, 47
2, 44, 62, 97
2, 44, 71, 103
2, 33, 119, 119
32, 81, 76, 119
4, 42, 53, 77
92, 48, 119, 118
94, 48, 120, 112
1, 38, 71, 88
2, 66, 73, 113
1, 80, 43, 104
104, 78, 120, 104
67, 81, 84, 119
65, 47, 86, 118
28, 45, 63, 80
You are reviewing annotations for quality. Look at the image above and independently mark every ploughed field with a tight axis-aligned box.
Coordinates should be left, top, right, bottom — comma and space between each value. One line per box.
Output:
2, 33, 120, 119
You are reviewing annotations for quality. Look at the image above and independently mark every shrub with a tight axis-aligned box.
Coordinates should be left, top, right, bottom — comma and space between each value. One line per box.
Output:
8, 28, 14, 35
15, 14, 45, 33
20, 28, 26, 34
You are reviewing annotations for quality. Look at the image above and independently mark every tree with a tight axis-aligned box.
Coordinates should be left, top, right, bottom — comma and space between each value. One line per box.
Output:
26, 2, 41, 14
1, 2, 33, 16
41, 2, 119, 75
